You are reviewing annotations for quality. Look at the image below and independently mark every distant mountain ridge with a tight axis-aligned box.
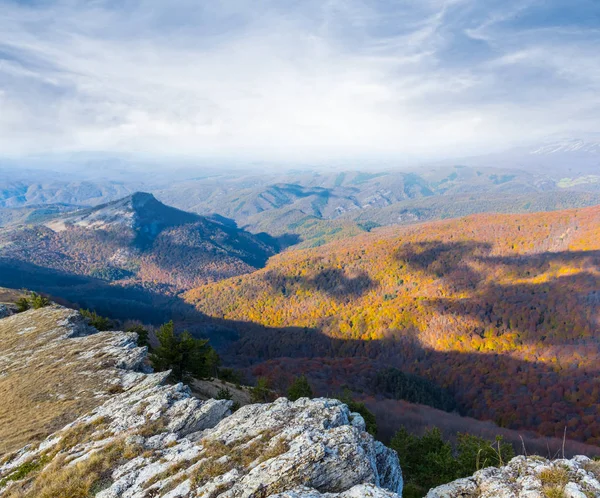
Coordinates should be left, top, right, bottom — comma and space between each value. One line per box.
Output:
153, 166, 600, 246
0, 192, 279, 295
530, 138, 600, 155
3, 153, 600, 249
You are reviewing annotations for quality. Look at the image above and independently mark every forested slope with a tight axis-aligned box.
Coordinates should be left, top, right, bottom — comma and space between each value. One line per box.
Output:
186, 205, 600, 445
0, 193, 278, 292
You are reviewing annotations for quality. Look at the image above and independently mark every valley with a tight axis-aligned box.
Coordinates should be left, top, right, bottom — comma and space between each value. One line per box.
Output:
1, 183, 599, 460
184, 205, 600, 446
4, 1, 600, 495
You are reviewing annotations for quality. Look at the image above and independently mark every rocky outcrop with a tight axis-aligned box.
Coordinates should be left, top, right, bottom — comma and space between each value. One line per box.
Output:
0, 302, 16, 318
427, 455, 600, 498
0, 305, 402, 497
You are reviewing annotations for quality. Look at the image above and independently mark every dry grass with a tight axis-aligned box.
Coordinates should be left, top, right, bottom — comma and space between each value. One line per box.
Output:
143, 457, 195, 489
190, 458, 232, 488
259, 437, 290, 464
583, 460, 600, 480
0, 457, 49, 488
0, 287, 25, 304
137, 418, 167, 438
54, 417, 107, 453
0, 307, 128, 455
539, 466, 569, 498
189, 431, 290, 489
4, 439, 142, 498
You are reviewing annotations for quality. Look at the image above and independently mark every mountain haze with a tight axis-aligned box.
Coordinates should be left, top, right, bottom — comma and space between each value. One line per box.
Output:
0, 193, 278, 297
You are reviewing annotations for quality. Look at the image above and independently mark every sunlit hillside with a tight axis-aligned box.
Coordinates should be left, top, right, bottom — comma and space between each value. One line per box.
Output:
186, 205, 600, 444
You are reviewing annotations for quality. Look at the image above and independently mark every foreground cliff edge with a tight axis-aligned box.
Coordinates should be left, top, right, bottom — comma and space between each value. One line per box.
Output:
1, 306, 599, 497
0, 305, 402, 497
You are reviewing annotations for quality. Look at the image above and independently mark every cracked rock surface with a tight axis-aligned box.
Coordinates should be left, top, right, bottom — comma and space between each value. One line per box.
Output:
0, 305, 403, 497
427, 455, 600, 498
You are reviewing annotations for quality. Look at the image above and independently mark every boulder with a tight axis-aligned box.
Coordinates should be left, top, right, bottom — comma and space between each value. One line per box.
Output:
427, 455, 600, 498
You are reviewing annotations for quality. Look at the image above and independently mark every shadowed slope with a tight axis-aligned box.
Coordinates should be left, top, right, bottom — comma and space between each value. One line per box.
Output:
0, 192, 279, 292
186, 205, 600, 444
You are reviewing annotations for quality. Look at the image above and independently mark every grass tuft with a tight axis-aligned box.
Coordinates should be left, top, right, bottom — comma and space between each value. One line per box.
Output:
539, 466, 569, 498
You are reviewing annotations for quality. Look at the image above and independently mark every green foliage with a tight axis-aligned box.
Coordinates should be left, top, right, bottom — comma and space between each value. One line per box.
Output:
390, 426, 516, 498
287, 375, 313, 401
0, 456, 49, 487
80, 309, 113, 331
204, 348, 221, 378
375, 367, 458, 413
339, 389, 378, 436
456, 433, 514, 474
149, 321, 219, 381
126, 324, 150, 349
250, 377, 274, 403
218, 368, 243, 385
29, 292, 50, 309
15, 297, 30, 313
216, 387, 232, 400
390, 427, 456, 497
14, 292, 50, 312
215, 387, 241, 411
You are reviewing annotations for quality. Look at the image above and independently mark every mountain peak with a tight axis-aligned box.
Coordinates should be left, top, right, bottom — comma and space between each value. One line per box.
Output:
49, 192, 200, 237
128, 191, 157, 205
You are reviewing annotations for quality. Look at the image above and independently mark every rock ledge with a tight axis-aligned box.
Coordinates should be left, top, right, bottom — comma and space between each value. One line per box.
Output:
427, 454, 600, 498
0, 306, 402, 498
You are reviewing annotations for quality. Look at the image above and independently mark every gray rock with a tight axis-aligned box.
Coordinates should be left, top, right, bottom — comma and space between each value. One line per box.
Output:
427, 455, 600, 498
0, 306, 403, 498
0, 303, 13, 319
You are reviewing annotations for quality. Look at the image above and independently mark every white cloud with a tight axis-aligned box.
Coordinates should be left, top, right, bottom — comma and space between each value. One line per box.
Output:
0, 0, 599, 163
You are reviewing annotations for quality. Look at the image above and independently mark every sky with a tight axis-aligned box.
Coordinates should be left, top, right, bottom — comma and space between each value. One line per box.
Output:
1, 0, 600, 164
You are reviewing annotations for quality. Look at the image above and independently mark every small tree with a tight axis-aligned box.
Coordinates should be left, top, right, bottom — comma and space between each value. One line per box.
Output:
250, 377, 273, 403
15, 297, 30, 313
456, 433, 514, 474
389, 426, 456, 498
150, 321, 219, 381
150, 321, 180, 372
216, 387, 240, 412
216, 387, 233, 400
218, 368, 243, 385
80, 309, 112, 331
126, 324, 151, 349
287, 375, 313, 401
15, 292, 50, 312
205, 347, 221, 378
29, 292, 50, 309
389, 426, 516, 498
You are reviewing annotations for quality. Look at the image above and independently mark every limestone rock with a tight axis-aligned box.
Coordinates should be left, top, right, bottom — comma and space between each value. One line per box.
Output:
0, 305, 403, 498
1, 390, 402, 497
0, 303, 14, 318
427, 455, 600, 498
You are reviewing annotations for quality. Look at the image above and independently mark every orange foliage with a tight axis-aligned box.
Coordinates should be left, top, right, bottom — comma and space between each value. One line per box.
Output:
186, 205, 600, 445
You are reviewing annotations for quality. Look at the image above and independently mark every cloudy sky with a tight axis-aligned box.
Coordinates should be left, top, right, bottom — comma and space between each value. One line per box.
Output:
1, 0, 599, 163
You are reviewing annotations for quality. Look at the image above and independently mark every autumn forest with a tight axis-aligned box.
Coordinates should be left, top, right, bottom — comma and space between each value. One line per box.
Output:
186, 205, 600, 446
